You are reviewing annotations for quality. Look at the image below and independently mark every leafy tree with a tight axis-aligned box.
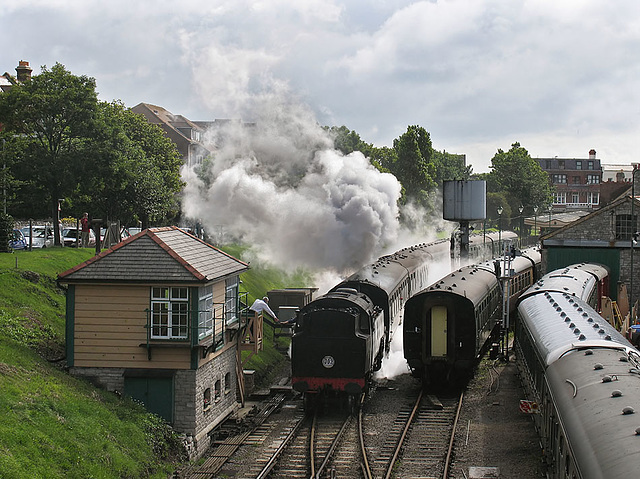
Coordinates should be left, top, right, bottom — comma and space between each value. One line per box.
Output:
325, 125, 369, 155
0, 63, 98, 244
432, 150, 473, 184
391, 125, 436, 205
488, 142, 552, 218
0, 65, 184, 232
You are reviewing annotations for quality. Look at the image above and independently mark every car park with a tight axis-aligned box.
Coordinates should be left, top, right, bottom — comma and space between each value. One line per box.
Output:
62, 227, 95, 247
21, 225, 55, 248
9, 229, 27, 250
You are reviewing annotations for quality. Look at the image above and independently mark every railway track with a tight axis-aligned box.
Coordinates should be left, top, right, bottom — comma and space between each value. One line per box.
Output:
183, 382, 464, 478
363, 388, 463, 479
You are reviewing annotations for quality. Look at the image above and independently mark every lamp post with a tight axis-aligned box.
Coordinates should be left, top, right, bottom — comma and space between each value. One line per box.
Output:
2, 138, 5, 215
497, 206, 503, 253
518, 204, 524, 247
631, 167, 639, 323
534, 206, 539, 238
548, 205, 552, 235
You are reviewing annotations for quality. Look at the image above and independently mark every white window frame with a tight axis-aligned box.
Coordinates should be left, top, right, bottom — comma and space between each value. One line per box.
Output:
198, 285, 213, 340
151, 287, 189, 339
225, 277, 239, 326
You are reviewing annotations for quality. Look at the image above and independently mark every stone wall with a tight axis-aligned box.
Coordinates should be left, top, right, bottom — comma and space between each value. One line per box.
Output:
178, 345, 239, 459
70, 344, 240, 461
69, 366, 125, 393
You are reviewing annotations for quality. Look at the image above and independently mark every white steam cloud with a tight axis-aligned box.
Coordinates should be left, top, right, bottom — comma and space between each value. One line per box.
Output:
181, 92, 403, 273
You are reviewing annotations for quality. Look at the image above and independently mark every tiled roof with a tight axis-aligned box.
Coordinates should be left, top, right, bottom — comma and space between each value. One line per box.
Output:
58, 227, 249, 284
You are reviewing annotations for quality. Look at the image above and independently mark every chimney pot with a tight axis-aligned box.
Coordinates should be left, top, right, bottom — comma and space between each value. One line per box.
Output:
15, 60, 32, 82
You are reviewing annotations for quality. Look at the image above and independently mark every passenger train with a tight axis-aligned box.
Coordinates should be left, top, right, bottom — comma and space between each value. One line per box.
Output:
290, 231, 517, 404
403, 248, 541, 385
514, 264, 640, 478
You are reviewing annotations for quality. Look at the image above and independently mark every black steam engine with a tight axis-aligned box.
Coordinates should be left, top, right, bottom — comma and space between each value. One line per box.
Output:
291, 231, 517, 405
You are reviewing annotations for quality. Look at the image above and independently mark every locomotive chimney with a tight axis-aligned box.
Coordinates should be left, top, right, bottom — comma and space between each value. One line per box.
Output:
15, 60, 32, 82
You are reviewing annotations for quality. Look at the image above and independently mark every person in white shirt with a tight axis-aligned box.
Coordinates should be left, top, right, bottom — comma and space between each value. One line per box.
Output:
250, 296, 278, 322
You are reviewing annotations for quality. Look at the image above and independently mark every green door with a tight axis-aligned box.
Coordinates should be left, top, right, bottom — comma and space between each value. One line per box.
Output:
546, 247, 620, 300
431, 306, 448, 357
124, 376, 174, 423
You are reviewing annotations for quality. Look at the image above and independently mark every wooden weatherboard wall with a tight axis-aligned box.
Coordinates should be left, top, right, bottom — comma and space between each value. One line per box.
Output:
73, 284, 191, 370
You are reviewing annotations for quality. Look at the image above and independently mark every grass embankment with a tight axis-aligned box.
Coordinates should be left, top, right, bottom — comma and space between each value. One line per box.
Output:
0, 245, 306, 478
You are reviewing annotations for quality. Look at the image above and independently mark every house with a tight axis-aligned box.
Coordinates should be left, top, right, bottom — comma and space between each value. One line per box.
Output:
131, 102, 212, 168
535, 149, 602, 211
1, 60, 31, 92
57, 226, 251, 459
540, 174, 640, 308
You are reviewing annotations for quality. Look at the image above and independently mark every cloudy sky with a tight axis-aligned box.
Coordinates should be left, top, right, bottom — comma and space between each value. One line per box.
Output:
3, 0, 639, 174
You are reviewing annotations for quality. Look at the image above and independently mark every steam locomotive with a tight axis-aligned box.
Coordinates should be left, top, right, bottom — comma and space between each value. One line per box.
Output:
291, 231, 517, 405
513, 264, 640, 478
402, 248, 541, 385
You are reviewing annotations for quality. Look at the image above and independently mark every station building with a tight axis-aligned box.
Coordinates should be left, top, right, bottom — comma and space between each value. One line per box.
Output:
58, 227, 252, 459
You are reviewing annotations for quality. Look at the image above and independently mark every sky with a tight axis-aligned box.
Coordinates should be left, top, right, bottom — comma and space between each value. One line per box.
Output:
3, 0, 639, 173
3, 0, 640, 273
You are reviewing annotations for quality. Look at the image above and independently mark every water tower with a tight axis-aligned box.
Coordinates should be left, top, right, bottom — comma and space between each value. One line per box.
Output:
443, 180, 486, 260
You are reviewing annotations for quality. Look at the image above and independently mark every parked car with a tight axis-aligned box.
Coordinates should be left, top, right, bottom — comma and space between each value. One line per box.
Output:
10, 229, 27, 250
62, 227, 96, 247
21, 225, 55, 248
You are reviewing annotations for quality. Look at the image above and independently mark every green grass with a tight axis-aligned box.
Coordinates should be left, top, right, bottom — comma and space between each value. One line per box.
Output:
0, 244, 307, 477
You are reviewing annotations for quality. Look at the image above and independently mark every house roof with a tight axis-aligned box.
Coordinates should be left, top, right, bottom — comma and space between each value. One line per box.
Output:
58, 227, 249, 284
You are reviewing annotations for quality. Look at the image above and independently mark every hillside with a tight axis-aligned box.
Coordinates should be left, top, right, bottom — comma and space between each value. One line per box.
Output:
0, 245, 307, 478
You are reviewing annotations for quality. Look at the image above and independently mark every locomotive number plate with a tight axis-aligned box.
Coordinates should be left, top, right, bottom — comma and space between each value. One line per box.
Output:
321, 355, 335, 368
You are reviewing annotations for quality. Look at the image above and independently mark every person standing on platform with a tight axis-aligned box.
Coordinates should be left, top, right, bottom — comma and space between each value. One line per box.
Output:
80, 212, 90, 248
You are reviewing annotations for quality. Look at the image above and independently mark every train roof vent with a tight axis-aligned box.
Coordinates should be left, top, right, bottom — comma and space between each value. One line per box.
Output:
636, 427, 640, 435
584, 349, 593, 355
593, 323, 600, 328
461, 277, 466, 281
603, 375, 614, 383
574, 328, 581, 334
620, 356, 629, 362
582, 312, 588, 317
447, 286, 453, 291
622, 406, 635, 415
599, 329, 605, 334
587, 317, 594, 322
565, 317, 571, 323
612, 390, 622, 397
577, 307, 583, 312
568, 298, 575, 303
556, 306, 562, 312
553, 302, 558, 307
569, 323, 575, 328
606, 335, 612, 340
579, 334, 586, 340
594, 363, 604, 370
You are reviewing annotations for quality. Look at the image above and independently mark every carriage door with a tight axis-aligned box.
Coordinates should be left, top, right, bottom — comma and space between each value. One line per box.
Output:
431, 306, 448, 357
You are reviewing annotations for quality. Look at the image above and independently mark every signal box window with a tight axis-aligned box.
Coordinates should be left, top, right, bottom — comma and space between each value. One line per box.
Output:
151, 287, 189, 339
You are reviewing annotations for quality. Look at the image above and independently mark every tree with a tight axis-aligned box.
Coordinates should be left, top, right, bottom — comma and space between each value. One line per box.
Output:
391, 125, 436, 205
0, 63, 98, 244
0, 65, 184, 232
488, 142, 552, 217
432, 150, 473, 184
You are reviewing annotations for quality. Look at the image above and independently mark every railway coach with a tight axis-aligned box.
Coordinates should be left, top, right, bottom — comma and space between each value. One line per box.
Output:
403, 248, 541, 385
291, 231, 519, 405
514, 264, 640, 479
